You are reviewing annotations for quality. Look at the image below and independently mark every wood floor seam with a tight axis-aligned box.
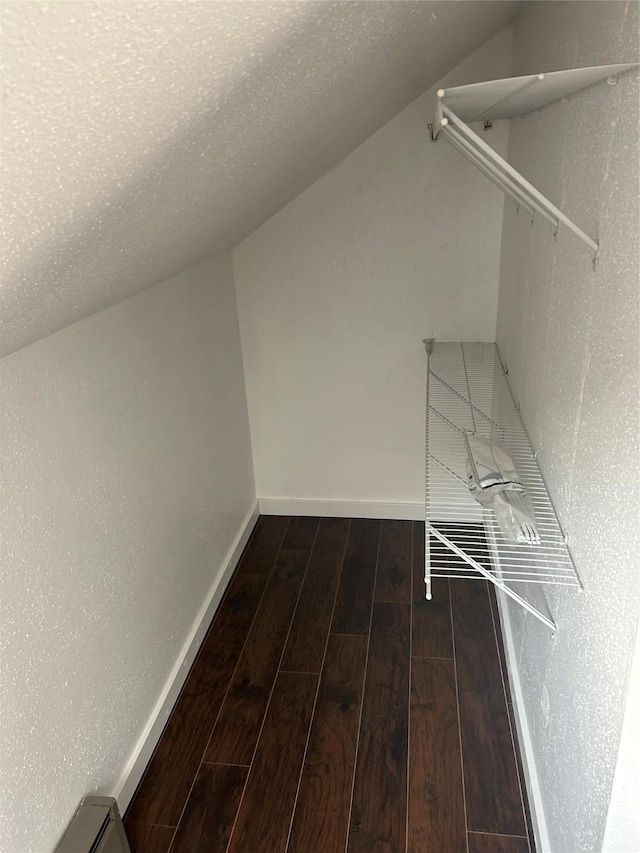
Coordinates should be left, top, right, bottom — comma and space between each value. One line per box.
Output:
374, 597, 412, 604
405, 519, 413, 853
469, 830, 529, 838
452, 578, 526, 837
330, 627, 369, 636
468, 829, 530, 853
169, 517, 294, 848
449, 577, 471, 853
204, 521, 319, 766
486, 585, 533, 852
123, 570, 270, 830
197, 516, 293, 762
281, 519, 351, 673
343, 521, 382, 853
282, 520, 353, 853
230, 673, 319, 852
280, 673, 324, 852
218, 521, 321, 852
278, 669, 322, 675
410, 653, 455, 660
221, 757, 253, 852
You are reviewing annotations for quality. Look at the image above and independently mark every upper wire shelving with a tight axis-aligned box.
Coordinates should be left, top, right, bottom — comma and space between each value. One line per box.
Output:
428, 63, 638, 267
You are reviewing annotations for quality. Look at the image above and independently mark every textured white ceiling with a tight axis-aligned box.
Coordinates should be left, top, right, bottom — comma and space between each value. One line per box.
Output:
1, 1, 519, 357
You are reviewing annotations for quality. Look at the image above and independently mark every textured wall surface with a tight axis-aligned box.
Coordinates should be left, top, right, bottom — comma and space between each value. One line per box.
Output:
603, 624, 640, 851
0, 1, 520, 358
0, 256, 255, 852
234, 29, 511, 508
495, 3, 639, 850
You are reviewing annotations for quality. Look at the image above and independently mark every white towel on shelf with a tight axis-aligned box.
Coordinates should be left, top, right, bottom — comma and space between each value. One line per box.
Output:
465, 432, 540, 545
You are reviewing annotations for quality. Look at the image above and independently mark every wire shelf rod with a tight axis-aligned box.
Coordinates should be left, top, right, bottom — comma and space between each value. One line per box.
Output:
439, 104, 599, 255
441, 124, 559, 230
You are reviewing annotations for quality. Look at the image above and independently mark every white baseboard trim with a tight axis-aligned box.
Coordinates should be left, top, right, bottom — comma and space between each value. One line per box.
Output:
259, 498, 424, 521
113, 499, 260, 811
496, 593, 551, 853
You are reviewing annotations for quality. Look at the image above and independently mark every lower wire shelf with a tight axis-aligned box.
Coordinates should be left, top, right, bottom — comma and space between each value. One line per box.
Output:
424, 341, 582, 632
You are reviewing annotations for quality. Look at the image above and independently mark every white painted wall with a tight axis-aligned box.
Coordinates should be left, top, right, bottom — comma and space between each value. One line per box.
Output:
0, 256, 256, 852
233, 29, 511, 512
495, 3, 639, 850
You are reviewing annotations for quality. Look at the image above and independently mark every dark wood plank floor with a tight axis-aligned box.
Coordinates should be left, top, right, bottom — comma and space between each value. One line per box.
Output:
125, 516, 534, 853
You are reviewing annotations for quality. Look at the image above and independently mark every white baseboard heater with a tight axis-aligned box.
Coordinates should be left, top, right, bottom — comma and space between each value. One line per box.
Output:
55, 797, 131, 853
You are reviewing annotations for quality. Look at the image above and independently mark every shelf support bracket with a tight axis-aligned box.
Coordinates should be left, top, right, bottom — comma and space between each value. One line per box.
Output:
430, 525, 556, 632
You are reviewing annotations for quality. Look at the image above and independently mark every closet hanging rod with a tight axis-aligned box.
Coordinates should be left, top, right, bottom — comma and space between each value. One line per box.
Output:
428, 64, 639, 266
441, 123, 558, 229
437, 102, 599, 255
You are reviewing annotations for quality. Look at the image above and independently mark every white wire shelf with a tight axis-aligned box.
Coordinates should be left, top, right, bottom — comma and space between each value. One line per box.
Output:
424, 341, 582, 632
429, 63, 639, 266
436, 64, 637, 122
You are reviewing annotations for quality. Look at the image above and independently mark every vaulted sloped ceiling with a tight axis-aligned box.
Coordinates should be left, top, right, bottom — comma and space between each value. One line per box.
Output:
1, 1, 519, 357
